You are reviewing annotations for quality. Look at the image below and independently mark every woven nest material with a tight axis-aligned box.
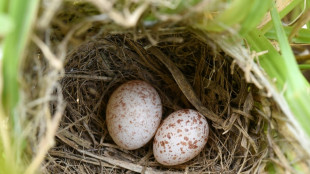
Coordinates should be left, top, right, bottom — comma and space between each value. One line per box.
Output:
44, 32, 267, 173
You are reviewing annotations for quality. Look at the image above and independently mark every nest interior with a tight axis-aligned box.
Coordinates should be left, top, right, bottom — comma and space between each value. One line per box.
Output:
44, 32, 268, 173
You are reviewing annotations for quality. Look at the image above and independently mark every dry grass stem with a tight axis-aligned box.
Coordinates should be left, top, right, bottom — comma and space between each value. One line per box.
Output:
39, 33, 269, 173
17, 1, 310, 173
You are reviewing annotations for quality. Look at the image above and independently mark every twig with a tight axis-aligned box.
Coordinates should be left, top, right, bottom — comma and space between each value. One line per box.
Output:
56, 131, 181, 173
57, 129, 92, 148
25, 85, 65, 174
49, 150, 115, 168
62, 74, 113, 81
75, 148, 182, 174
83, 121, 98, 146
37, 0, 62, 29
32, 35, 63, 70
148, 46, 224, 125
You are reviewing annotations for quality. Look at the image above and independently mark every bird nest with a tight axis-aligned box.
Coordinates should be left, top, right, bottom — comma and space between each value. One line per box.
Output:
42, 32, 268, 173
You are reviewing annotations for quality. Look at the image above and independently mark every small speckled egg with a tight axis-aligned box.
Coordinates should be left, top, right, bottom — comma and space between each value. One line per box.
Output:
106, 80, 162, 150
153, 109, 209, 166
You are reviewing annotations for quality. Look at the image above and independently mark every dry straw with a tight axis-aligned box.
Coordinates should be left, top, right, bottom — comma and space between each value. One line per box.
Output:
16, 0, 310, 173
42, 33, 266, 173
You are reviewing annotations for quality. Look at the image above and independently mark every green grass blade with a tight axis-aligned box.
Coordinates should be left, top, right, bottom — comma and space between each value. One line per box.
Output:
269, 1, 300, 83
245, 29, 287, 87
246, 2, 310, 150
159, 0, 202, 14
245, 30, 310, 162
265, 27, 310, 44
307, 0, 310, 28
1, 0, 39, 173
270, 1, 310, 136
288, 7, 310, 41
0, 0, 10, 36
299, 64, 310, 70
261, 0, 303, 34
202, 0, 253, 32
2, 0, 39, 115
0, 0, 8, 12
239, 0, 272, 35
0, 14, 13, 37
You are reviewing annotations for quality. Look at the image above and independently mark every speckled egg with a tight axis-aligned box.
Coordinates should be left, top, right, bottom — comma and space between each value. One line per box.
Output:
153, 109, 209, 166
106, 80, 162, 150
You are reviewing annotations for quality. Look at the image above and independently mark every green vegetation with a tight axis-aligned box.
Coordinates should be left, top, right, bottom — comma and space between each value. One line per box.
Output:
0, 0, 39, 173
1, 0, 310, 173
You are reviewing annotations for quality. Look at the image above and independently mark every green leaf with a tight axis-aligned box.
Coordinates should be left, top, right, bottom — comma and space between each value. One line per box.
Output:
299, 64, 310, 70
270, 1, 300, 83
246, 1, 310, 142
239, 0, 272, 35
1, 0, 39, 172
2, 0, 39, 115
265, 27, 310, 44
261, 0, 304, 34
0, 14, 13, 37
203, 0, 253, 32
0, 0, 8, 13
159, 0, 202, 14
245, 29, 286, 89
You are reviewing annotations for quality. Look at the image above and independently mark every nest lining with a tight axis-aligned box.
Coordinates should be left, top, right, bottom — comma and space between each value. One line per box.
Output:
43, 32, 267, 173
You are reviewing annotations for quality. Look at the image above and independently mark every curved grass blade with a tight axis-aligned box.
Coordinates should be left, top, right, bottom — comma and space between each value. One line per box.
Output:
265, 27, 310, 44
1, 0, 39, 173
239, 0, 272, 35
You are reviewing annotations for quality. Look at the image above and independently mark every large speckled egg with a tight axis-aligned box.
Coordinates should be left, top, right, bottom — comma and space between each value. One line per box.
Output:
106, 80, 162, 150
153, 109, 209, 166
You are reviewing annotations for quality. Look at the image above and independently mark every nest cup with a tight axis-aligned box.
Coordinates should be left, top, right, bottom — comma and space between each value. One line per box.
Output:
45, 32, 267, 173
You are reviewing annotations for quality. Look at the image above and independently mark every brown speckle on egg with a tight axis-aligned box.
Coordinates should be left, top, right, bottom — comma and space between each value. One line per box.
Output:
188, 141, 198, 149
181, 141, 187, 146
106, 80, 162, 150
168, 123, 175, 127
167, 133, 171, 139
153, 109, 209, 166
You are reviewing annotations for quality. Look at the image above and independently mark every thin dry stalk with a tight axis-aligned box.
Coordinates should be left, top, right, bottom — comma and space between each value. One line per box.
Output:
40, 33, 268, 173
18, 1, 310, 173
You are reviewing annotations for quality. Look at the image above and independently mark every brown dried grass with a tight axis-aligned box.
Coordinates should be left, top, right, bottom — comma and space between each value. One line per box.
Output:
39, 32, 268, 173
18, 1, 310, 173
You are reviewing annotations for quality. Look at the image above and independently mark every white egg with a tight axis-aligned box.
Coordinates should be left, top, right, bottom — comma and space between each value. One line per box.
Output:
106, 80, 162, 150
153, 109, 209, 166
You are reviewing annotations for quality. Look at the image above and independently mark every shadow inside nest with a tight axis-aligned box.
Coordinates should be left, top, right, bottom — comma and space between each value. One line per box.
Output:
46, 33, 267, 173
